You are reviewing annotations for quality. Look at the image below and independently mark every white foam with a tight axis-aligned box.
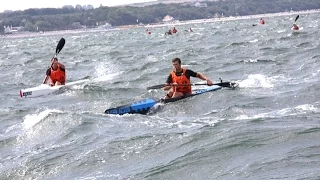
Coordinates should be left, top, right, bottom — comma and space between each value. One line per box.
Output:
0, 108, 10, 113
296, 104, 317, 112
23, 109, 63, 130
249, 39, 258, 43
233, 108, 291, 120
238, 74, 275, 88
277, 30, 286, 33
243, 59, 258, 63
94, 63, 122, 82
234, 104, 318, 121
311, 69, 320, 77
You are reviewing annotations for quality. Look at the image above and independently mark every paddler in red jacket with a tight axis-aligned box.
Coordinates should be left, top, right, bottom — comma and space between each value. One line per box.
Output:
164, 58, 213, 99
292, 23, 299, 30
172, 27, 177, 33
43, 57, 66, 86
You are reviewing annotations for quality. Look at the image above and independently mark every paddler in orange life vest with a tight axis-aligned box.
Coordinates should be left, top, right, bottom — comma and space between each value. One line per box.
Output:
260, 18, 265, 25
43, 57, 66, 86
164, 58, 213, 99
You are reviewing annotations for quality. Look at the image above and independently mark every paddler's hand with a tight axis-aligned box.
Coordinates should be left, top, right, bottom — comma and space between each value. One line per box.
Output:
163, 83, 171, 91
51, 57, 58, 63
206, 79, 213, 86
171, 82, 178, 91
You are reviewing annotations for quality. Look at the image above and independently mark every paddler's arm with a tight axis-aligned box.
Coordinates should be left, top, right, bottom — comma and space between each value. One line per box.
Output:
43, 68, 51, 84
163, 74, 172, 90
196, 73, 213, 86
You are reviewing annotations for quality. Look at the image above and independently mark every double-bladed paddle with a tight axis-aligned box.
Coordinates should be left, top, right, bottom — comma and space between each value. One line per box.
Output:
43, 38, 65, 84
294, 15, 299, 24
147, 82, 234, 90
55, 38, 65, 56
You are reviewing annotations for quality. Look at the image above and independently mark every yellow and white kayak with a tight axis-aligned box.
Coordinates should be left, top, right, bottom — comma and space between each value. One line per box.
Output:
20, 79, 88, 98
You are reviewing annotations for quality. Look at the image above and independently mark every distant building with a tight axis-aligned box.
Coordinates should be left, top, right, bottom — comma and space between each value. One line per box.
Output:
194, 2, 207, 8
4, 25, 22, 34
102, 23, 112, 29
162, 15, 174, 22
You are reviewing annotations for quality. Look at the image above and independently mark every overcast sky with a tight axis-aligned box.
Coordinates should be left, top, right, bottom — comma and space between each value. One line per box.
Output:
0, 0, 157, 12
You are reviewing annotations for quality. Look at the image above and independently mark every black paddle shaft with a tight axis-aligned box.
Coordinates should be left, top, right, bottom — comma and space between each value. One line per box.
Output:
147, 82, 235, 90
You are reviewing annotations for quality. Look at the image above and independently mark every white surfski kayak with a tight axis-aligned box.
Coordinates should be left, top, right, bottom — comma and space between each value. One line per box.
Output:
20, 79, 88, 98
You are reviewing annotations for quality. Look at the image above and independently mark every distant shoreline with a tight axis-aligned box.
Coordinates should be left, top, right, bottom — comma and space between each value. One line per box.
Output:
145, 9, 320, 28
1, 9, 320, 39
0, 28, 118, 39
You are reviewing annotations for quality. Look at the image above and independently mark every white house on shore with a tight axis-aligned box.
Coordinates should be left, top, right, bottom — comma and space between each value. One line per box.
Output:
162, 15, 174, 22
194, 2, 207, 7
4, 26, 22, 34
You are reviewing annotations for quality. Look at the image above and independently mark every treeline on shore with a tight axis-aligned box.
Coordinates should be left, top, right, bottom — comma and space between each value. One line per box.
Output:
0, 0, 320, 33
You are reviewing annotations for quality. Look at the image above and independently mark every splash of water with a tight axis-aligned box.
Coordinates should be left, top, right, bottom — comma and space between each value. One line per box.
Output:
238, 74, 275, 88
23, 109, 63, 130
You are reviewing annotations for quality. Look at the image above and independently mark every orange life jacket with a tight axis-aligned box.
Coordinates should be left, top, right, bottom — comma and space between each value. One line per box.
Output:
260, 20, 265, 24
170, 68, 191, 94
50, 64, 66, 85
